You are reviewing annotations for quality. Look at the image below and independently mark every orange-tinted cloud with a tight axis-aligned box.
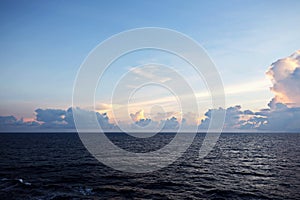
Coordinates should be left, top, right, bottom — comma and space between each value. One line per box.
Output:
130, 109, 146, 122
266, 50, 300, 107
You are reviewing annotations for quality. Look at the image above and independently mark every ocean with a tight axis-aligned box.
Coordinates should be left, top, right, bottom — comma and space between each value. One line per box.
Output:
0, 132, 299, 199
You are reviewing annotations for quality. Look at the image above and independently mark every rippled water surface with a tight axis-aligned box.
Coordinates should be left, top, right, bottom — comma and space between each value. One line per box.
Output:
0, 132, 299, 199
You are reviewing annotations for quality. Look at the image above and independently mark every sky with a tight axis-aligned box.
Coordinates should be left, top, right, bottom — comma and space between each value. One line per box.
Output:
0, 0, 300, 131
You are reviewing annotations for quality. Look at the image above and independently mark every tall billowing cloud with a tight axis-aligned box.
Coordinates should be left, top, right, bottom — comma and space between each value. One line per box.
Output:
266, 50, 300, 107
259, 50, 300, 131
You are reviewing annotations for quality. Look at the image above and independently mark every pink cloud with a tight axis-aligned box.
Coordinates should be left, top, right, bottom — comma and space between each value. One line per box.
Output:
266, 50, 300, 107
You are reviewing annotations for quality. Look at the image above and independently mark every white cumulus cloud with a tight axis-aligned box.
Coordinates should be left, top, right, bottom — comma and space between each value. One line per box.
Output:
266, 50, 300, 107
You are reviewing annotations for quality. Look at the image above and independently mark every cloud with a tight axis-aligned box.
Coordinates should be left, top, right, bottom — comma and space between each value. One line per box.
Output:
243, 109, 254, 115
199, 105, 244, 130
240, 116, 266, 130
34, 108, 67, 129
64, 107, 75, 127
161, 116, 180, 130
130, 110, 146, 122
152, 111, 180, 122
61, 107, 115, 130
0, 116, 18, 125
128, 112, 182, 131
35, 108, 66, 123
96, 111, 114, 130
0, 107, 183, 132
1, 105, 299, 132
134, 118, 152, 127
130, 110, 181, 130
254, 103, 300, 131
198, 50, 299, 132
69, 107, 116, 130
0, 107, 115, 131
0, 116, 39, 131
252, 50, 300, 131
266, 50, 300, 107
199, 102, 300, 132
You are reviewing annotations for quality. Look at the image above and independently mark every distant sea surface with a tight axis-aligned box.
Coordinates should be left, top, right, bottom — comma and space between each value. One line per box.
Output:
0, 132, 299, 200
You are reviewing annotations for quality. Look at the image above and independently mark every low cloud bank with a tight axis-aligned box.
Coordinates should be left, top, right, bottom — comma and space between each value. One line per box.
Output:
0, 116, 39, 130
0, 107, 114, 131
1, 50, 300, 132
1, 103, 299, 132
199, 103, 300, 131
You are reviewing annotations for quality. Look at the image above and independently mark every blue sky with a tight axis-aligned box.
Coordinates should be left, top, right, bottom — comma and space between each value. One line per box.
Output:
0, 0, 300, 131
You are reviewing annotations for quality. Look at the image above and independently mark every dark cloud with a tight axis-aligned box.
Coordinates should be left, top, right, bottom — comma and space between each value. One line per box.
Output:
0, 116, 17, 125
64, 107, 75, 128
96, 112, 114, 130
0, 107, 115, 131
161, 117, 179, 130
255, 103, 300, 131
2, 104, 300, 132
199, 103, 300, 132
199, 106, 244, 130
134, 118, 152, 127
35, 108, 67, 129
243, 110, 254, 115
35, 108, 66, 123
0, 116, 39, 131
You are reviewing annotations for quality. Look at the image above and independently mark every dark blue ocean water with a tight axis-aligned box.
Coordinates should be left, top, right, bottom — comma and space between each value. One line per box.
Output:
0, 132, 299, 199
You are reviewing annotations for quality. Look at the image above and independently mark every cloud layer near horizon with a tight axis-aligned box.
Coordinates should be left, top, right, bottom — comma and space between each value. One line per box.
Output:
1, 50, 300, 132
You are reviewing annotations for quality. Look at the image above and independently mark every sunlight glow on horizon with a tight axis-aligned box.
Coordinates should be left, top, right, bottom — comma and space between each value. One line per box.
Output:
93, 77, 272, 124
